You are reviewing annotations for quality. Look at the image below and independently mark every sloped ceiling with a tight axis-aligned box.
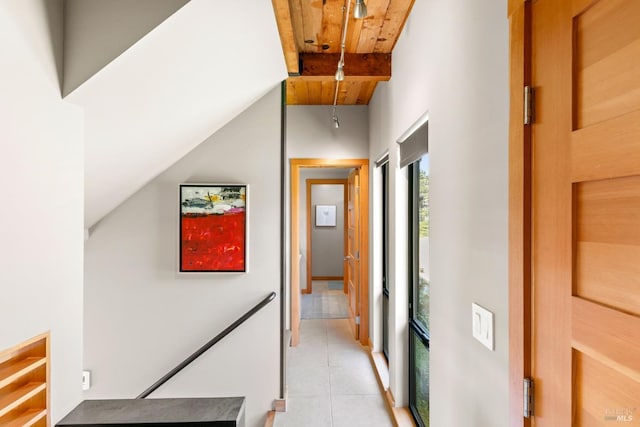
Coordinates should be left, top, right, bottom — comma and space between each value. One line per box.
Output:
63, 0, 189, 96
65, 0, 288, 227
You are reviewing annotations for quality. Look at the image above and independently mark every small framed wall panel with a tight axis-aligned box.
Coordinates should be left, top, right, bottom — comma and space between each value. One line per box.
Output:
315, 205, 337, 227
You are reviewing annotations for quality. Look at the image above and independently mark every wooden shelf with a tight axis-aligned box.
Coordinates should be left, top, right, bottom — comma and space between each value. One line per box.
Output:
0, 358, 46, 389
0, 382, 46, 418
3, 408, 47, 427
0, 334, 49, 427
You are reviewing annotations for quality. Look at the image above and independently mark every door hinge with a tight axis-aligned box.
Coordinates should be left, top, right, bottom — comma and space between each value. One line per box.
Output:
355, 316, 360, 325
524, 378, 534, 418
524, 86, 535, 125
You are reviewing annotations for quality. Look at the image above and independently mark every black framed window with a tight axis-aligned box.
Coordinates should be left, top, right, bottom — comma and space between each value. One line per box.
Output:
408, 153, 430, 427
381, 161, 390, 360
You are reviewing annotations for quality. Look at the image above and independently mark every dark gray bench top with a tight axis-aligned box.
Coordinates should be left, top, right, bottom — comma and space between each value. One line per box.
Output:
56, 397, 245, 427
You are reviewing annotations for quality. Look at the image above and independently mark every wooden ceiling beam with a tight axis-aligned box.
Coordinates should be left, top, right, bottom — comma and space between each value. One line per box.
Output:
272, 0, 300, 75
298, 53, 391, 81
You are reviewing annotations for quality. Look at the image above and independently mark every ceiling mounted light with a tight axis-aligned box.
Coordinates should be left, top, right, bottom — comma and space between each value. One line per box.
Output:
353, 0, 368, 19
332, 106, 340, 129
335, 62, 345, 81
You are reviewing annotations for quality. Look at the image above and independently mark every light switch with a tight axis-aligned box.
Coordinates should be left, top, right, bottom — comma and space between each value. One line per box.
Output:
472, 303, 494, 351
82, 370, 91, 391
473, 312, 482, 336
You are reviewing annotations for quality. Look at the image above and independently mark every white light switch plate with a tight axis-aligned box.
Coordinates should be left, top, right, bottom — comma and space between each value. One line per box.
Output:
82, 370, 91, 391
472, 303, 494, 351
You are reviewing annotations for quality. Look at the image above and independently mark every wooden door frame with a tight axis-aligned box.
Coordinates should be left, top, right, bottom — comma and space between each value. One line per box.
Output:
305, 179, 348, 294
508, 1, 532, 426
291, 158, 369, 347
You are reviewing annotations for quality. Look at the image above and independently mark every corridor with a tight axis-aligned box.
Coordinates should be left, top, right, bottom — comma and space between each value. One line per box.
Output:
275, 281, 392, 427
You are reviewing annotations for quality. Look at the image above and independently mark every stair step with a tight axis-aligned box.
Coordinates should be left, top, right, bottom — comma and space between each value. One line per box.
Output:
56, 397, 245, 427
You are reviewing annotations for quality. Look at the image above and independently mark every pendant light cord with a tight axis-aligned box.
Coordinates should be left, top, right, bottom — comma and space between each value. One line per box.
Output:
332, 0, 351, 127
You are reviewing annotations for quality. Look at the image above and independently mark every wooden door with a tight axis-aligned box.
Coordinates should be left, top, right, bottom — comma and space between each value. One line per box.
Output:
531, 0, 640, 425
346, 168, 360, 339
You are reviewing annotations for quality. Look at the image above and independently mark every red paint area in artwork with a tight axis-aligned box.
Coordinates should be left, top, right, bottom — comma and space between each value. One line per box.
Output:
181, 212, 245, 271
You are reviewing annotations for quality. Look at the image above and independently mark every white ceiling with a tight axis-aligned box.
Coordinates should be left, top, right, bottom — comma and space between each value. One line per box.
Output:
65, 0, 288, 227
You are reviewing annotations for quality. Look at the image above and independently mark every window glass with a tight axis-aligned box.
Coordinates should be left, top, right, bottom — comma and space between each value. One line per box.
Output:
413, 333, 430, 425
416, 154, 430, 331
381, 162, 390, 360
409, 152, 429, 427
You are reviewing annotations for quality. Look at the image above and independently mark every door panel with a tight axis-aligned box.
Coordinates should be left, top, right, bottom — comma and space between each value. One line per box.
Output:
572, 297, 640, 380
532, 0, 640, 425
575, 176, 640, 316
347, 168, 360, 339
574, 0, 640, 128
574, 351, 640, 426
571, 111, 640, 182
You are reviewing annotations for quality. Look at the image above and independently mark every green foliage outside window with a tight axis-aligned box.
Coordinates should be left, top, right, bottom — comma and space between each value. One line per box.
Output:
419, 172, 429, 238
417, 167, 430, 330
411, 157, 430, 427
415, 341, 430, 425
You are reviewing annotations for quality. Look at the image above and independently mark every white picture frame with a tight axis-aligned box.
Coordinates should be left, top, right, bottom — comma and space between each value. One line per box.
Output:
315, 204, 337, 227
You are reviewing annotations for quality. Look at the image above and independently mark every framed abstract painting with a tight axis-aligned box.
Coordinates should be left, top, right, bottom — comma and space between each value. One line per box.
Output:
179, 184, 247, 272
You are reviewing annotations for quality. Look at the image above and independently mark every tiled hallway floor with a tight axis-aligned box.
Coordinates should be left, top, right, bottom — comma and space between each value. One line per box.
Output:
301, 282, 349, 319
275, 282, 393, 427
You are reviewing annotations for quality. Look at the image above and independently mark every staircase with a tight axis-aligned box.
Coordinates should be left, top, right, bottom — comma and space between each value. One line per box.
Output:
55, 292, 276, 427
56, 397, 245, 427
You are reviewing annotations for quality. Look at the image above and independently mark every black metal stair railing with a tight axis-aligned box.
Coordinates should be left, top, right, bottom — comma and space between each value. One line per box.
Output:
136, 291, 277, 399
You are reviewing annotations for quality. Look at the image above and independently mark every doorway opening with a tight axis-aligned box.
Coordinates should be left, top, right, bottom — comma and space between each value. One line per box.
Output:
290, 158, 369, 347
305, 178, 348, 296
301, 177, 350, 322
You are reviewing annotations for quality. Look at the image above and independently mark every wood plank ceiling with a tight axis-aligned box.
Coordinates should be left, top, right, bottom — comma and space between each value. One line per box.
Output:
273, 0, 415, 105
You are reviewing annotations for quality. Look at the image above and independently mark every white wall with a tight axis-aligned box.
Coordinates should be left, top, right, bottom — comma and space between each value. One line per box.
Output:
287, 106, 369, 159
0, 1, 84, 422
369, 0, 509, 425
83, 86, 282, 427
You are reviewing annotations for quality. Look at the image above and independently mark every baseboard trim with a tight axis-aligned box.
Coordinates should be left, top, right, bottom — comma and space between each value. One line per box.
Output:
370, 351, 389, 389
368, 350, 417, 427
311, 276, 343, 281
264, 410, 276, 427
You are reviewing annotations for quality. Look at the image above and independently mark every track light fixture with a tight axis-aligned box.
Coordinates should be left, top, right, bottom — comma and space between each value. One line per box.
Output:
354, 0, 368, 19
335, 61, 345, 81
331, 0, 367, 128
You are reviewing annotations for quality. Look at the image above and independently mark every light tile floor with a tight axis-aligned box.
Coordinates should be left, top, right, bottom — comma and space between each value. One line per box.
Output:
275, 282, 392, 427
301, 282, 349, 319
